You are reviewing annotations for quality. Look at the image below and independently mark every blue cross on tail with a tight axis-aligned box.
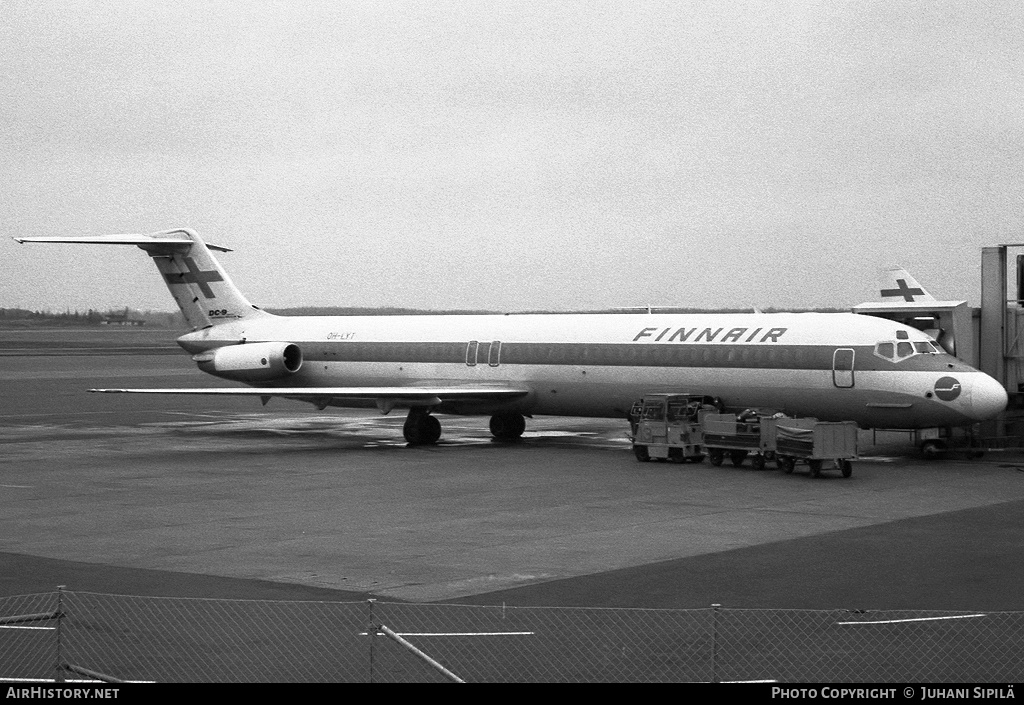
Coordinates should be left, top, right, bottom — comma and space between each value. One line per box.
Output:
162, 257, 224, 298
880, 278, 925, 302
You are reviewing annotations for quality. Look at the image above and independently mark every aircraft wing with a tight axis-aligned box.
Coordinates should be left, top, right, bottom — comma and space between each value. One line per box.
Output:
89, 385, 532, 411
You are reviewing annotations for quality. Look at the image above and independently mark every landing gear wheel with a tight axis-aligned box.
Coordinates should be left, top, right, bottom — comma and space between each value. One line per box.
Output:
808, 459, 822, 478
403, 411, 442, 445
708, 449, 724, 466
920, 440, 947, 459
751, 454, 766, 471
840, 459, 853, 478
634, 445, 651, 462
490, 413, 526, 440
778, 456, 795, 474
423, 415, 441, 444
730, 450, 748, 468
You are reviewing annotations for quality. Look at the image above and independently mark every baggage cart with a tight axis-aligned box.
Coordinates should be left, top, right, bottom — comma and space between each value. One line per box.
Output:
701, 411, 777, 470
774, 419, 858, 478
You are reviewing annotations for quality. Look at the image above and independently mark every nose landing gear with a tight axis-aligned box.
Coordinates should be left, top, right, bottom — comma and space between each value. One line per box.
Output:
920, 439, 947, 459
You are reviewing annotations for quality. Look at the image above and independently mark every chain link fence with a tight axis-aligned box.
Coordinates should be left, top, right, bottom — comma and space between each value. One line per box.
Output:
1, 590, 1021, 683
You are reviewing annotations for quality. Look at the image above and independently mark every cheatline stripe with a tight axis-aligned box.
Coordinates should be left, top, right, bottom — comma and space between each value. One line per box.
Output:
193, 338, 947, 373
837, 614, 986, 625
299, 340, 878, 371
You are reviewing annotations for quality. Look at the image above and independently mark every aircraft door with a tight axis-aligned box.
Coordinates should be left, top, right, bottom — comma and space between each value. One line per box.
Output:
833, 348, 855, 388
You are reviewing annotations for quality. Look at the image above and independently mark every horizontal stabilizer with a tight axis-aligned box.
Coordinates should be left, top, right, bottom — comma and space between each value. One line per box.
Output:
13, 233, 232, 252
14, 228, 256, 330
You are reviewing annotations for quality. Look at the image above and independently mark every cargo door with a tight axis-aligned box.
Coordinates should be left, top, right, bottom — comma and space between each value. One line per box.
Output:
832, 348, 855, 388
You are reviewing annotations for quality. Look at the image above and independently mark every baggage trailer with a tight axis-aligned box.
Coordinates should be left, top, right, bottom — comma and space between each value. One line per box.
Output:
773, 419, 858, 478
701, 412, 778, 470
628, 393, 719, 463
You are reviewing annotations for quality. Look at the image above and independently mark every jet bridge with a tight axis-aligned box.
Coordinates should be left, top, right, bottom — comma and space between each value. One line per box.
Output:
977, 245, 1024, 440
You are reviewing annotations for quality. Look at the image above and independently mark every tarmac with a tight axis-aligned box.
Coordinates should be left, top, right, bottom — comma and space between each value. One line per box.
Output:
3, 345, 1024, 611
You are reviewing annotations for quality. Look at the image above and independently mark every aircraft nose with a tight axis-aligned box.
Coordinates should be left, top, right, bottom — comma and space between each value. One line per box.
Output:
970, 373, 1008, 421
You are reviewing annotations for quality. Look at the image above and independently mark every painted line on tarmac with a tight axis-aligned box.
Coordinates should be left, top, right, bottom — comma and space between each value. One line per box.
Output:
361, 631, 534, 637
723, 679, 779, 683
0, 625, 54, 630
0, 411, 118, 419
836, 614, 986, 625
0, 677, 156, 683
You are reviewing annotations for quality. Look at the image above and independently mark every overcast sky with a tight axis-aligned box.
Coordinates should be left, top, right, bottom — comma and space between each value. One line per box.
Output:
2, 1, 1022, 314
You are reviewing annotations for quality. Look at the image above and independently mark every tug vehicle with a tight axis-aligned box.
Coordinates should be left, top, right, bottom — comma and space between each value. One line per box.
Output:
629, 393, 720, 463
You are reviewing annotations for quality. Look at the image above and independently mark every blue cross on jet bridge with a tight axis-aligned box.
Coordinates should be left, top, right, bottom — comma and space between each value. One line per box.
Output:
162, 257, 224, 298
880, 279, 925, 302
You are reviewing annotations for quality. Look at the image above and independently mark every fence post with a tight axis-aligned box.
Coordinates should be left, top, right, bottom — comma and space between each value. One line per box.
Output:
367, 599, 377, 684
54, 586, 66, 684
711, 603, 721, 684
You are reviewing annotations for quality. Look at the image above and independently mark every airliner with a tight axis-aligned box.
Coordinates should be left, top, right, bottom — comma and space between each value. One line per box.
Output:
14, 229, 1007, 444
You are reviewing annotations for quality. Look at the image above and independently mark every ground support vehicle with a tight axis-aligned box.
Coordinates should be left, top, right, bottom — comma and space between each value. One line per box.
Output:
701, 412, 777, 470
629, 394, 720, 463
773, 419, 858, 478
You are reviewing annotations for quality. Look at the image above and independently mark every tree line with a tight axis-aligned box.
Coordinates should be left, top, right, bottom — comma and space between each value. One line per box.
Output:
0, 308, 184, 327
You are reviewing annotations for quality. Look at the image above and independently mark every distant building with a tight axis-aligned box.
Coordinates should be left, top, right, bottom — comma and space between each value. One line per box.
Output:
100, 308, 145, 326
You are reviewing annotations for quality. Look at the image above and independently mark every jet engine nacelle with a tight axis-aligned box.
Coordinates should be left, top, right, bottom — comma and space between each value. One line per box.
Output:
193, 342, 303, 382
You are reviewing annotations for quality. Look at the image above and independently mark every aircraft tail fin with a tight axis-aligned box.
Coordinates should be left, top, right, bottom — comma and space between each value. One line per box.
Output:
878, 267, 936, 303
13, 228, 269, 330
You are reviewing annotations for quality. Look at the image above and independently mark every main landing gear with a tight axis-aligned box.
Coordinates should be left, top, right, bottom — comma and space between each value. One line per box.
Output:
403, 408, 441, 445
402, 410, 528, 445
489, 412, 526, 441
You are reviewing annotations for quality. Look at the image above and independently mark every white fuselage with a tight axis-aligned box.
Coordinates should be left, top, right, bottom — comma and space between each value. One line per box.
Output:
177, 310, 1007, 429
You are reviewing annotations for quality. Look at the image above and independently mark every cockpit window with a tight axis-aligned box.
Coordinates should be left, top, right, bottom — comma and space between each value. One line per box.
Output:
874, 338, 943, 362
